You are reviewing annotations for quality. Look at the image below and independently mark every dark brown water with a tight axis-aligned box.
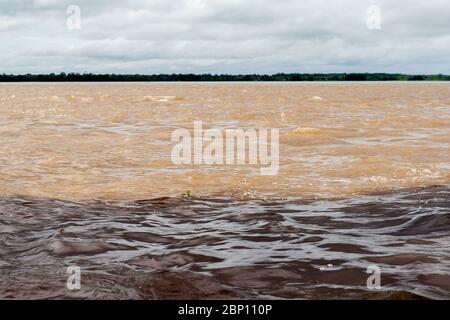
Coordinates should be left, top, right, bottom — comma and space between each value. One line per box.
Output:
1, 185, 449, 299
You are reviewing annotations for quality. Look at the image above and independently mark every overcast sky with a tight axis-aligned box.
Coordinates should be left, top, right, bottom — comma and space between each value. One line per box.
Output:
1, 0, 449, 74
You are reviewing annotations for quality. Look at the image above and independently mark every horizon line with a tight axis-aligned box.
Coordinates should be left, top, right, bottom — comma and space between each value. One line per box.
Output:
1, 72, 449, 82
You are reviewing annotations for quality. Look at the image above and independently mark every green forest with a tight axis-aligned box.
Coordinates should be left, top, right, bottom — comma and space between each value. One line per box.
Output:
1, 73, 449, 82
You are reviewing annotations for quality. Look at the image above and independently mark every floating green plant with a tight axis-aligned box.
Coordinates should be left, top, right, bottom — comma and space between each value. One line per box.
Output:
182, 189, 192, 197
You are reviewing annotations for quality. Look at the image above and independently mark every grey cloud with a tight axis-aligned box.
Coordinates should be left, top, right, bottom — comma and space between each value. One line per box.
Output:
0, 0, 449, 74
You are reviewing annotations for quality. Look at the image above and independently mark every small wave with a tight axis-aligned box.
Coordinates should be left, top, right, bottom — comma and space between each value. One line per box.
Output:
292, 127, 324, 135
142, 95, 177, 102
65, 95, 79, 102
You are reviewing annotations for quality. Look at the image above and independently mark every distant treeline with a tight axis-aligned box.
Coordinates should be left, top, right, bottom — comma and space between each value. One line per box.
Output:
1, 73, 449, 82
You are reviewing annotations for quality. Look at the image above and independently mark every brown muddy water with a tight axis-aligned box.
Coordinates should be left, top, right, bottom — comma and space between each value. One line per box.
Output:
0, 82, 449, 299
